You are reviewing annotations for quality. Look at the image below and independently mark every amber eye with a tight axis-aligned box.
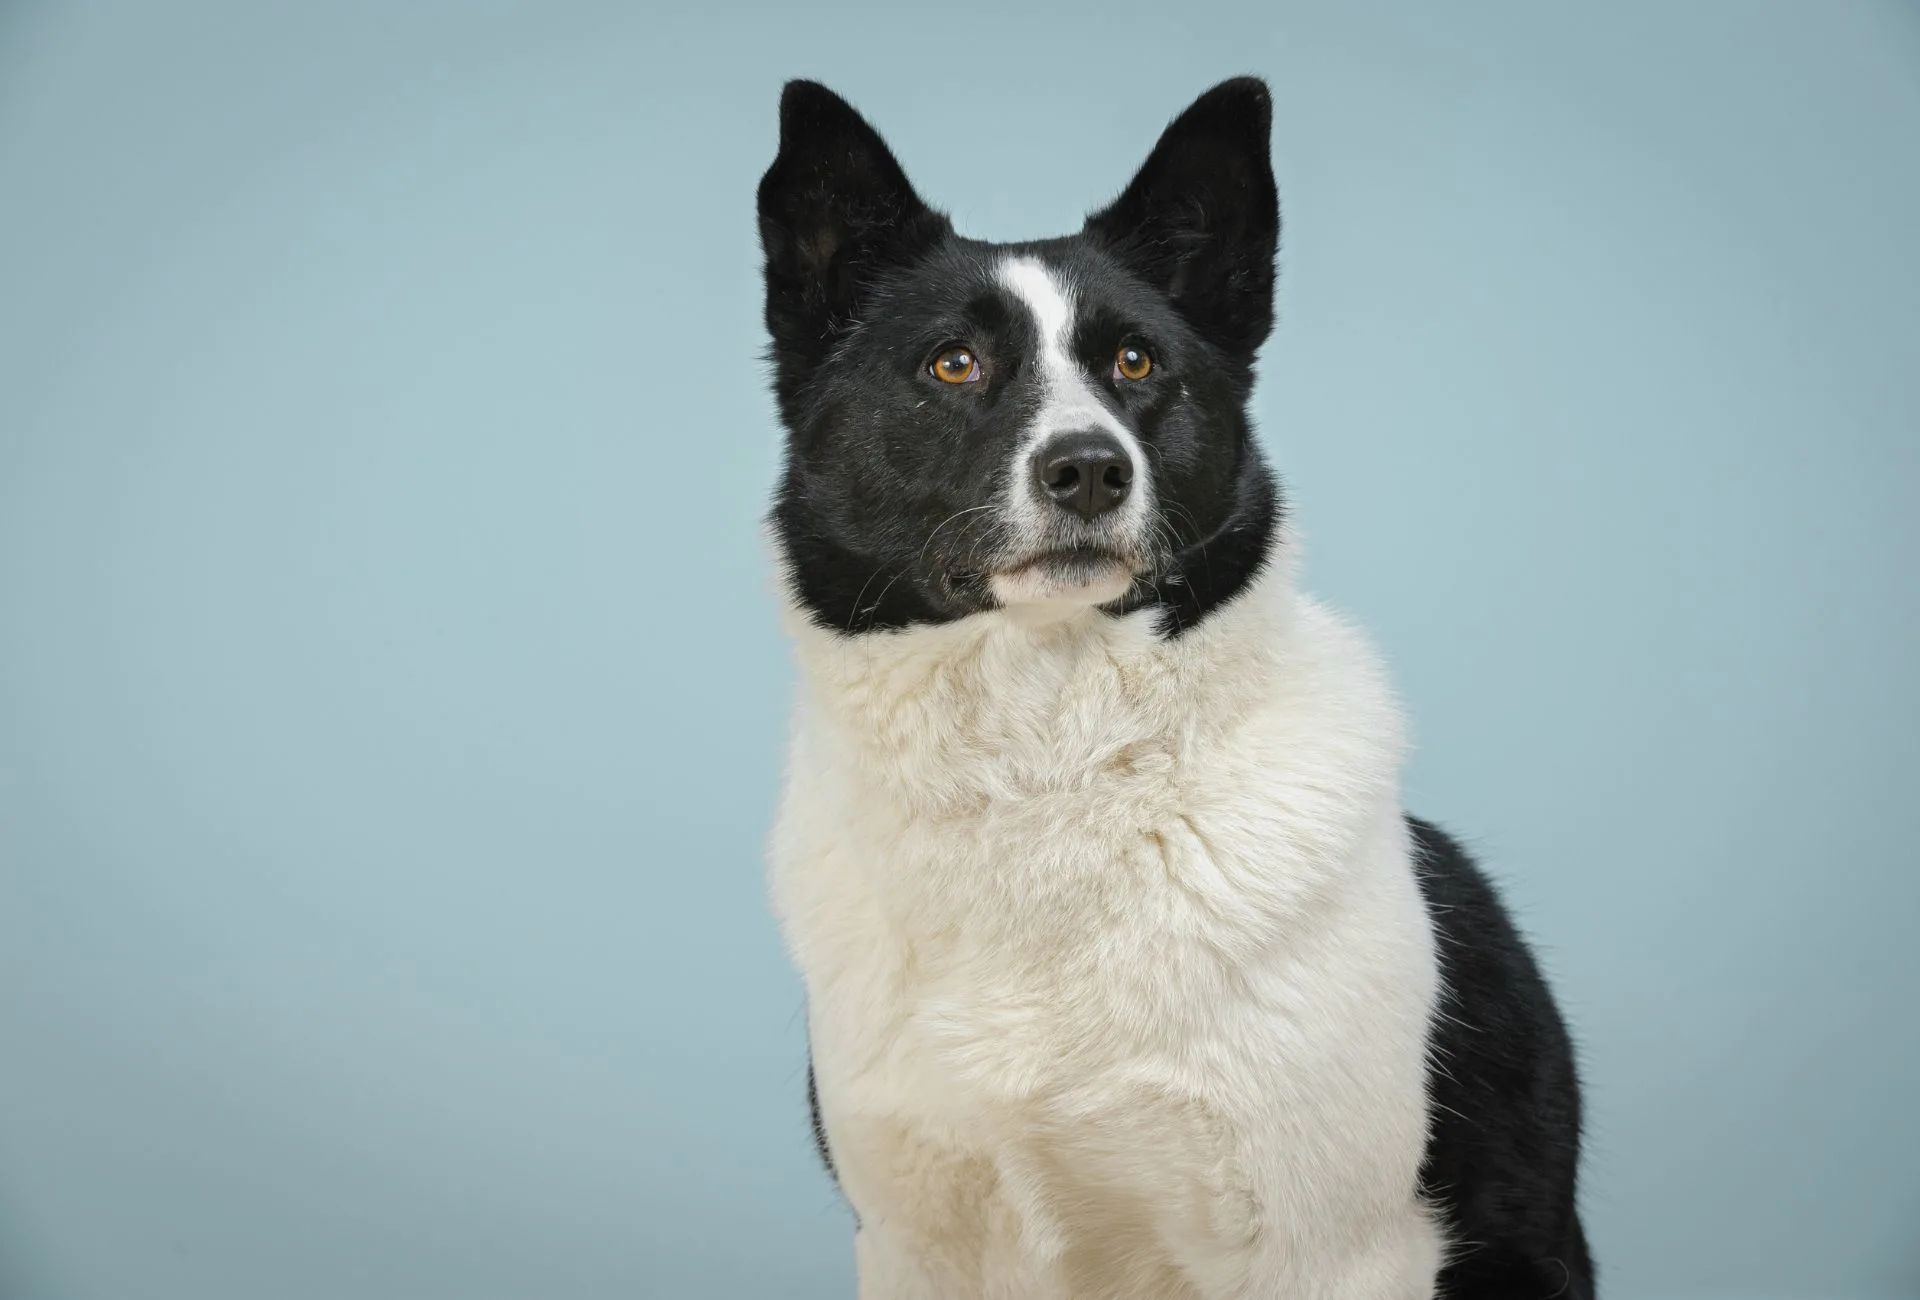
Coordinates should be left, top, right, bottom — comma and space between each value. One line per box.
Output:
930, 347, 981, 385
1115, 345, 1153, 381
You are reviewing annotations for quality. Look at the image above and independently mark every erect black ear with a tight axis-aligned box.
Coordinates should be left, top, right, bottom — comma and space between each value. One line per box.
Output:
1084, 78, 1279, 358
758, 81, 947, 369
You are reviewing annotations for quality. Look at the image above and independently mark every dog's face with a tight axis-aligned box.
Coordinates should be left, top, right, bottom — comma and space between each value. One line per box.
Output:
759, 79, 1281, 636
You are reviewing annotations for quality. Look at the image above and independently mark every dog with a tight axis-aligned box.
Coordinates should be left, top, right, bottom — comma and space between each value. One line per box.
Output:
756, 76, 1592, 1300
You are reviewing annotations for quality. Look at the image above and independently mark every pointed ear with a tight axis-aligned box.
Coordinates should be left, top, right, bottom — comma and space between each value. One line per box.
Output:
758, 81, 947, 365
1084, 78, 1279, 358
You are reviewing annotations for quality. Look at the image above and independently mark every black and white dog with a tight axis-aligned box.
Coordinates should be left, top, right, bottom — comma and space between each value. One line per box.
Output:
757, 77, 1591, 1300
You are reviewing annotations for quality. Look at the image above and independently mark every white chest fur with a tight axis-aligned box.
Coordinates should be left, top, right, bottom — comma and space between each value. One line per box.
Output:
768, 558, 1446, 1299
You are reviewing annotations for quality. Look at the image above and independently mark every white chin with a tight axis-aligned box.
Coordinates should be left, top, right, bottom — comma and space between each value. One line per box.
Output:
989, 555, 1135, 611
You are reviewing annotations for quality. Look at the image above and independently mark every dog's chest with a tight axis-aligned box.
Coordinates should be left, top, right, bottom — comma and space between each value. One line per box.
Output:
786, 765, 1285, 1290
768, 592, 1435, 1292
776, 734, 1430, 1295
775, 697, 1357, 1124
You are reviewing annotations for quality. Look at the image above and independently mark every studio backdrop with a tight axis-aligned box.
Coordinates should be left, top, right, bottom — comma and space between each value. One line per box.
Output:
2, 1, 1916, 1297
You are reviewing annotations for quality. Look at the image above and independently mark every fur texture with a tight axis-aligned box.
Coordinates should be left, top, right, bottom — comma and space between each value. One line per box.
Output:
757, 77, 1590, 1299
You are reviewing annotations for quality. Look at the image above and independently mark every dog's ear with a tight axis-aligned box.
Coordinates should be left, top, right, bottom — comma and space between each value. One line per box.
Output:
758, 82, 948, 369
1084, 78, 1279, 359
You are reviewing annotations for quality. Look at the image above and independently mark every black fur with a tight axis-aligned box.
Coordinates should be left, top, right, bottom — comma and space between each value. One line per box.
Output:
760, 78, 1591, 1296
1412, 817, 1594, 1299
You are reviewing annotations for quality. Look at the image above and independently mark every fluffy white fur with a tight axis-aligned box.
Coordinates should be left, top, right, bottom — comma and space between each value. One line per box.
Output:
768, 535, 1446, 1299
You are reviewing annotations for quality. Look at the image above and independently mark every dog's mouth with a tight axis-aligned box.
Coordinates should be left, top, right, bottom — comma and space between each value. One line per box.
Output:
1003, 544, 1137, 575
986, 545, 1141, 608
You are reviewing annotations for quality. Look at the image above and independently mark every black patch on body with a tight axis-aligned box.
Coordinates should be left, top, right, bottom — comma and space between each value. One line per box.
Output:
1412, 816, 1595, 1299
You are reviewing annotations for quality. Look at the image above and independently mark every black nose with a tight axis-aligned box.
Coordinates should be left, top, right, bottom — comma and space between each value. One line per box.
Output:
1034, 431, 1134, 521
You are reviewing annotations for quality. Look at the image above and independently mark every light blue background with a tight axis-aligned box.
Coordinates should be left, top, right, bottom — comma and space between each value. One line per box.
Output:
3, 1, 1916, 1296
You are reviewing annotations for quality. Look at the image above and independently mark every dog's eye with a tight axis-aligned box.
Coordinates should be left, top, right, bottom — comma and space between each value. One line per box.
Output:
930, 347, 982, 385
1114, 345, 1153, 382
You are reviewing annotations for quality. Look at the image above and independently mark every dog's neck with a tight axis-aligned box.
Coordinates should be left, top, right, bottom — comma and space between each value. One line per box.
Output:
777, 539, 1305, 817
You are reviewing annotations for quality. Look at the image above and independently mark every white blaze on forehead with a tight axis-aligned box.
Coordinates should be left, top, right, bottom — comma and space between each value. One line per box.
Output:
993, 254, 1149, 484
997, 257, 1076, 364
996, 256, 1098, 413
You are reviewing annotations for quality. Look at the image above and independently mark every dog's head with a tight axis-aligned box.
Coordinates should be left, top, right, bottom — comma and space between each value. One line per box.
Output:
759, 79, 1281, 636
